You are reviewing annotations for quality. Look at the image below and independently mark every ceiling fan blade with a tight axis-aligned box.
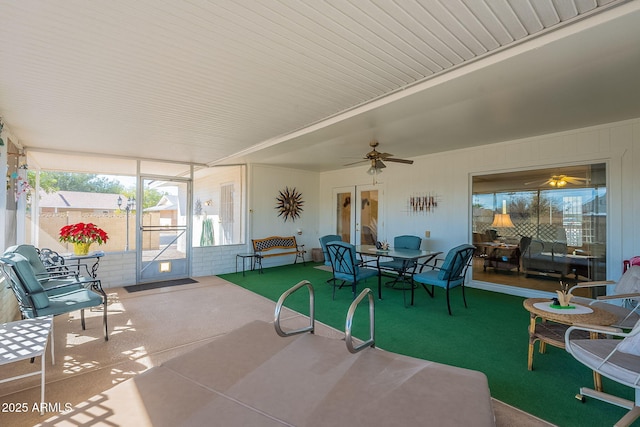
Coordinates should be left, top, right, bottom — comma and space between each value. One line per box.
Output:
524, 179, 551, 186
352, 141, 413, 168
343, 159, 368, 166
384, 158, 414, 164
565, 177, 588, 185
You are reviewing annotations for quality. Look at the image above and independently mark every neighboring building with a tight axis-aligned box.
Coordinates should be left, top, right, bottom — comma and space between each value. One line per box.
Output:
38, 191, 122, 214
144, 194, 179, 226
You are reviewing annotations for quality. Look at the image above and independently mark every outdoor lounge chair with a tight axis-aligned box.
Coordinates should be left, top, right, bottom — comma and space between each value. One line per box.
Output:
565, 322, 640, 427
568, 266, 640, 329
4, 244, 97, 296
0, 252, 108, 341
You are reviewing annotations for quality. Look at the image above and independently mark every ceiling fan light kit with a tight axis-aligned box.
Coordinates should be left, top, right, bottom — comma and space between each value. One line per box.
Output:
366, 159, 386, 175
366, 166, 380, 175
525, 174, 588, 188
345, 140, 413, 183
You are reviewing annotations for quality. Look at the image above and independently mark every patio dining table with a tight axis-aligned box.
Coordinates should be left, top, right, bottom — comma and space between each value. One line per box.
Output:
355, 245, 442, 305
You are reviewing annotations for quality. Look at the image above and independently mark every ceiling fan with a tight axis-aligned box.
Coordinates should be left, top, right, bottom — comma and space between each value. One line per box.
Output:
344, 140, 414, 170
525, 174, 588, 187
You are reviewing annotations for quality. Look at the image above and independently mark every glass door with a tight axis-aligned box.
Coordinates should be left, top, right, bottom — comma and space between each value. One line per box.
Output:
334, 185, 381, 245
137, 176, 192, 283
356, 185, 380, 245
334, 187, 353, 243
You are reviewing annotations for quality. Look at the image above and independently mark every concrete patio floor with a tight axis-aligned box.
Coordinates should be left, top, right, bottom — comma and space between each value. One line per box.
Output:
0, 276, 552, 426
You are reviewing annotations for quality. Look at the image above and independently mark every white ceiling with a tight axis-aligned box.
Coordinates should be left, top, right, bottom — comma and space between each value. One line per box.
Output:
1, 0, 639, 174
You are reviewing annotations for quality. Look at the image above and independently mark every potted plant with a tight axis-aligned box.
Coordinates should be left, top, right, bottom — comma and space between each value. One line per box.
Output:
59, 222, 109, 255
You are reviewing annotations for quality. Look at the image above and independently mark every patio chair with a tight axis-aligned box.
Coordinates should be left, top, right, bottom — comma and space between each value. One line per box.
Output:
326, 241, 380, 300
0, 253, 109, 341
379, 235, 421, 287
4, 245, 96, 296
411, 244, 475, 315
568, 266, 640, 329
319, 235, 342, 266
38, 247, 78, 275
5, 245, 59, 281
565, 322, 640, 427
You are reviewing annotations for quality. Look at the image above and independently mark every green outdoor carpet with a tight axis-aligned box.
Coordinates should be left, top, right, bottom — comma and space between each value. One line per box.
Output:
220, 263, 635, 427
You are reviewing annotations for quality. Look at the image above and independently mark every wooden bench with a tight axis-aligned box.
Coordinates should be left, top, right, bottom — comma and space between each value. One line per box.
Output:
252, 236, 306, 272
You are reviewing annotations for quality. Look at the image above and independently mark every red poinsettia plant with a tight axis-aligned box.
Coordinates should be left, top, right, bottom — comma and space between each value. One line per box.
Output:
59, 222, 109, 245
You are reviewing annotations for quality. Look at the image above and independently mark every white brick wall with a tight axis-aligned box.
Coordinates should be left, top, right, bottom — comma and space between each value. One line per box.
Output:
192, 244, 253, 276
98, 251, 137, 289
92, 245, 261, 289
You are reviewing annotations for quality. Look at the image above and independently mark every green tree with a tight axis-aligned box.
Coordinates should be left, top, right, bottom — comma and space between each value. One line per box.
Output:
28, 170, 168, 209
140, 189, 165, 209
28, 171, 125, 194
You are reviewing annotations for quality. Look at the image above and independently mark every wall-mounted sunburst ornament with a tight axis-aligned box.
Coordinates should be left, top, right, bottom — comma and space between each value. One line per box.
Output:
275, 187, 304, 222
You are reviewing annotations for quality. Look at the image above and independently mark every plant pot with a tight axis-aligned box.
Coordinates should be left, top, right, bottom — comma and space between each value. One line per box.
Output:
73, 242, 92, 256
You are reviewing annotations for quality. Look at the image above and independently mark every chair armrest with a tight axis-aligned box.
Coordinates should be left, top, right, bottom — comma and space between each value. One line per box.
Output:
568, 281, 615, 295
575, 323, 623, 333
359, 258, 378, 268
596, 292, 640, 301
43, 281, 82, 292
414, 253, 440, 269
566, 323, 624, 338
48, 270, 81, 279
417, 257, 443, 274
47, 263, 94, 278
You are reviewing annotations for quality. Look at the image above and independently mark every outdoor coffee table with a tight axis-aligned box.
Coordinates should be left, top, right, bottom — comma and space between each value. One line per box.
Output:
523, 298, 617, 391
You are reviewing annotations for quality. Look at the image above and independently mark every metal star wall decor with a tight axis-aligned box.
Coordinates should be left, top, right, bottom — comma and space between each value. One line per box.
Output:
275, 187, 304, 222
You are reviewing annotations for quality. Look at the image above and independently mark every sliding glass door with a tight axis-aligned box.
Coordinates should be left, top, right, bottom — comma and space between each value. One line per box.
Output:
472, 164, 606, 293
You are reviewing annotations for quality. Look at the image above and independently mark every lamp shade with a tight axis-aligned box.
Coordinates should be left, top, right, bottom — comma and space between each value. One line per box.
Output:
491, 213, 514, 228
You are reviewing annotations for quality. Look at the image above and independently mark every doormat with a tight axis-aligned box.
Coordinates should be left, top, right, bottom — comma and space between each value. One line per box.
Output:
124, 278, 198, 293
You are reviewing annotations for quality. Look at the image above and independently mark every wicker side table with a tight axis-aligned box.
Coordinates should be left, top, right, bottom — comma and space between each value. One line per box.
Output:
523, 298, 617, 391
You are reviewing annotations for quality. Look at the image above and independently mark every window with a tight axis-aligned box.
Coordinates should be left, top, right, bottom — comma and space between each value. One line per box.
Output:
472, 164, 606, 292
220, 183, 234, 244
27, 171, 136, 252
193, 165, 245, 247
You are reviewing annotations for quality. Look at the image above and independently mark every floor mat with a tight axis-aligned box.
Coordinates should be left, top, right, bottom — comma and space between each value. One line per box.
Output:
124, 278, 198, 293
